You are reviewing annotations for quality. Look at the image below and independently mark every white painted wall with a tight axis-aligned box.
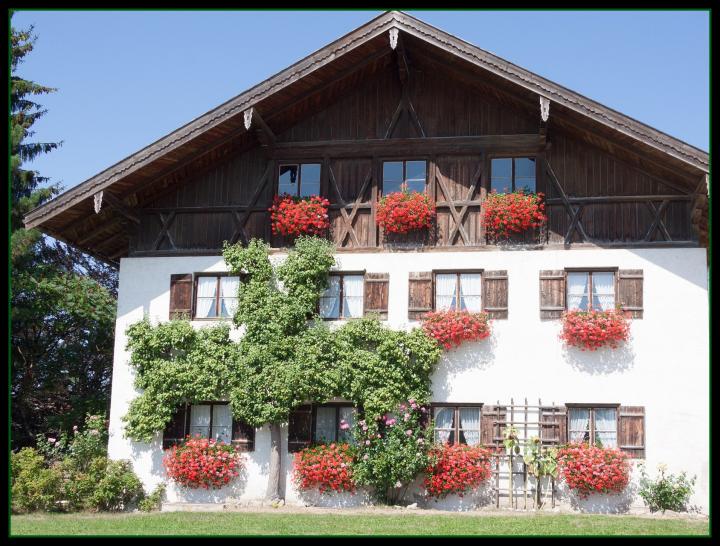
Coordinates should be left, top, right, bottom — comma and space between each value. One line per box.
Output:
107, 247, 709, 511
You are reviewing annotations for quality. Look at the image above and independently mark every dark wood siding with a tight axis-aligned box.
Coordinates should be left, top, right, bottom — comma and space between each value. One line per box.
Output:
539, 270, 566, 320
364, 273, 389, 319
408, 271, 433, 320
482, 270, 508, 319
169, 274, 193, 319
618, 269, 644, 319
618, 406, 646, 459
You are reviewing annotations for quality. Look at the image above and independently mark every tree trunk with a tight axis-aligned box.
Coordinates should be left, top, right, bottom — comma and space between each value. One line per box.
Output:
265, 422, 282, 501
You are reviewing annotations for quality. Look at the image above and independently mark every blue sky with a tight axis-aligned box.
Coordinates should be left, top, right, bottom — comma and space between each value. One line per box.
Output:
12, 9, 710, 193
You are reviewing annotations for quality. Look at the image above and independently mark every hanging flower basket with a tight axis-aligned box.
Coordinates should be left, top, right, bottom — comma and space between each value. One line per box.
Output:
421, 310, 491, 350
292, 443, 356, 493
559, 309, 631, 351
163, 436, 242, 489
424, 443, 493, 499
376, 191, 436, 234
557, 443, 630, 498
269, 194, 330, 237
483, 190, 546, 242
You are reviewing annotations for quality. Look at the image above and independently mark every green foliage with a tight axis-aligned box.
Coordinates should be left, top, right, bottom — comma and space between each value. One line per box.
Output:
36, 414, 108, 470
522, 437, 558, 479
11, 448, 63, 513
638, 463, 696, 513
87, 459, 145, 512
138, 484, 166, 512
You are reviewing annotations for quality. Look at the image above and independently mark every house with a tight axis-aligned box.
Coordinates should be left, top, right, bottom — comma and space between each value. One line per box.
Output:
24, 11, 709, 512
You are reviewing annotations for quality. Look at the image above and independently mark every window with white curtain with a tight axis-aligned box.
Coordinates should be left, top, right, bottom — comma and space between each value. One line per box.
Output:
194, 275, 240, 319
434, 272, 482, 312
568, 406, 618, 448
566, 271, 616, 312
311, 405, 356, 444
189, 403, 233, 444
433, 405, 482, 446
319, 274, 364, 319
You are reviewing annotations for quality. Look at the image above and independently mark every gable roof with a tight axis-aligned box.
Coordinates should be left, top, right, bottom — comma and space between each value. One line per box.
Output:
24, 10, 709, 264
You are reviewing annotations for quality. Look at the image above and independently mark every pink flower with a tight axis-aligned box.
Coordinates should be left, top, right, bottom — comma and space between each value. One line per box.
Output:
365, 440, 371, 446
72, 425, 78, 431
406, 430, 413, 436
339, 420, 350, 431
404, 413, 411, 421
48, 438, 56, 443
363, 454, 369, 461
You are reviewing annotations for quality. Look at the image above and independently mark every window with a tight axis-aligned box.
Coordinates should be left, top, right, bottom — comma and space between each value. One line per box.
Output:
434, 272, 482, 312
163, 402, 255, 451
382, 160, 427, 194
566, 270, 616, 311
313, 405, 356, 444
432, 405, 482, 446
194, 275, 240, 319
319, 273, 364, 319
567, 406, 618, 448
278, 163, 321, 197
490, 157, 536, 194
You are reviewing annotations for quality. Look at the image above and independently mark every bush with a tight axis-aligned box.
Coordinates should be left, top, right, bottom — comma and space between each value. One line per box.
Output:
87, 459, 145, 511
557, 443, 630, 498
293, 443, 355, 493
638, 463, 696, 513
164, 436, 243, 489
138, 483, 166, 512
11, 448, 63, 513
36, 413, 108, 470
424, 443, 492, 499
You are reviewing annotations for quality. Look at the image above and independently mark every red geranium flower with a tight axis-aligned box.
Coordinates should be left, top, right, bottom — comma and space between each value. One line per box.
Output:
269, 194, 330, 237
483, 190, 546, 241
421, 310, 491, 350
376, 191, 435, 234
559, 309, 631, 351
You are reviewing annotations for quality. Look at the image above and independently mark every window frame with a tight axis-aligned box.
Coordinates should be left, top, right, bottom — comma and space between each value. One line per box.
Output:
431, 403, 484, 446
380, 158, 429, 195
192, 273, 241, 320
166, 401, 255, 451
432, 269, 484, 312
565, 403, 621, 448
277, 162, 323, 198
487, 154, 540, 194
564, 268, 619, 312
311, 402, 358, 444
319, 271, 366, 320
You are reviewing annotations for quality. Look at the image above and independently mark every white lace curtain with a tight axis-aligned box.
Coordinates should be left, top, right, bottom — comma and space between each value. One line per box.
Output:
434, 407, 454, 444
459, 408, 480, 445
568, 408, 590, 443
343, 275, 364, 318
435, 274, 457, 311
211, 404, 232, 444
189, 405, 211, 438
567, 272, 589, 311
594, 408, 617, 447
219, 276, 240, 317
314, 407, 337, 443
196, 277, 217, 318
319, 277, 341, 319
459, 274, 482, 312
591, 272, 615, 311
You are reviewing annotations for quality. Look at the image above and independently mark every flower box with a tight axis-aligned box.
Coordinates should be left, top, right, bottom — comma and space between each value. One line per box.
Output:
560, 309, 631, 351
483, 191, 546, 244
376, 191, 436, 236
292, 443, 355, 494
557, 443, 630, 499
421, 310, 491, 350
163, 436, 242, 489
269, 194, 330, 238
424, 443, 493, 499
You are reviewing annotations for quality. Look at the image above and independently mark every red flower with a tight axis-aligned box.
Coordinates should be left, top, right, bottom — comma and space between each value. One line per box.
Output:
163, 436, 242, 489
425, 444, 492, 498
559, 309, 631, 351
483, 191, 546, 241
556, 443, 630, 498
376, 191, 436, 234
269, 194, 330, 237
292, 443, 356, 494
421, 310, 491, 349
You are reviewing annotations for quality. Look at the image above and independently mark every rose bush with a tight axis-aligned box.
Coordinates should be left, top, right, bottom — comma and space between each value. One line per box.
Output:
376, 191, 435, 234
269, 194, 330, 237
424, 443, 492, 499
163, 436, 242, 489
560, 309, 631, 351
421, 310, 491, 350
557, 443, 630, 498
293, 442, 355, 493
483, 190, 546, 241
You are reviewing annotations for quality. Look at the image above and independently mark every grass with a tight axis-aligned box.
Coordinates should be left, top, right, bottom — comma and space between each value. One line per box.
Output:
11, 511, 709, 536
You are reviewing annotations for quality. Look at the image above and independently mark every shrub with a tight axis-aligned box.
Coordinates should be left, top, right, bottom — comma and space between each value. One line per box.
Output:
351, 399, 432, 504
557, 443, 630, 498
163, 436, 243, 489
424, 443, 492, 499
138, 483, 167, 512
11, 448, 63, 513
421, 310, 491, 350
483, 190, 546, 241
87, 459, 145, 511
293, 443, 355, 493
36, 413, 108, 470
269, 194, 330, 237
638, 463, 696, 513
560, 309, 631, 351
376, 191, 435, 234
60, 456, 107, 511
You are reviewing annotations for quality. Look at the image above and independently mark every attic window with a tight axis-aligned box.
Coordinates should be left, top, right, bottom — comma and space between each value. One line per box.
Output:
278, 163, 321, 197
490, 157, 536, 194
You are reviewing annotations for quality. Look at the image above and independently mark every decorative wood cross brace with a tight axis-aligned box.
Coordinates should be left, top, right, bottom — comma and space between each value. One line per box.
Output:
151, 211, 176, 250
642, 200, 672, 242
230, 162, 273, 245
435, 162, 484, 246
328, 164, 372, 247
544, 159, 590, 245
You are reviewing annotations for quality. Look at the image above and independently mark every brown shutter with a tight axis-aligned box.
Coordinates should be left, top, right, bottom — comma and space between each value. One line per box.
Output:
618, 406, 645, 458
232, 419, 256, 453
408, 272, 433, 320
618, 270, 643, 319
539, 270, 566, 319
481, 405, 506, 451
287, 404, 314, 453
162, 404, 188, 449
169, 274, 193, 319
364, 273, 389, 320
540, 406, 567, 445
483, 270, 508, 319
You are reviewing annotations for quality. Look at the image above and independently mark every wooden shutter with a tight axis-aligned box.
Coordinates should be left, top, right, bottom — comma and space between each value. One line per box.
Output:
483, 270, 508, 319
539, 270, 566, 319
364, 273, 389, 320
540, 406, 567, 445
618, 270, 643, 319
287, 404, 314, 453
232, 418, 256, 453
618, 406, 645, 458
481, 405, 506, 451
408, 272, 433, 320
162, 404, 188, 449
169, 274, 193, 319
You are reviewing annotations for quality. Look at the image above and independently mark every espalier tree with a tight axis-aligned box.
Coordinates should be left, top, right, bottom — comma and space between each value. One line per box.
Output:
124, 235, 441, 501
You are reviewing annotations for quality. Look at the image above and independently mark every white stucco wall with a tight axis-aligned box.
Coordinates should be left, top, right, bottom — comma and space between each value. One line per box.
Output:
107, 247, 709, 511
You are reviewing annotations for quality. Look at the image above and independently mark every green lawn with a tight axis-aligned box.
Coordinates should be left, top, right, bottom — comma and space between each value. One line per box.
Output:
11, 511, 709, 536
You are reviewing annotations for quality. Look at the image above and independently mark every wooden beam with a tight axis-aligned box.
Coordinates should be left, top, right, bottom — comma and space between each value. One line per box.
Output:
103, 192, 141, 224
244, 107, 276, 147
544, 194, 693, 205
272, 135, 545, 159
